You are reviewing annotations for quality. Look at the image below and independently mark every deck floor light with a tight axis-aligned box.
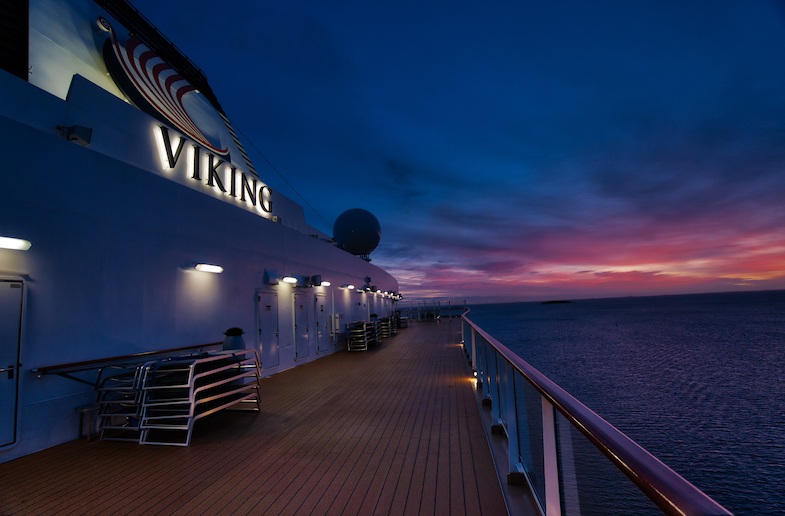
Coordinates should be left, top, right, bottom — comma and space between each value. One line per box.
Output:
194, 263, 223, 273
0, 237, 32, 251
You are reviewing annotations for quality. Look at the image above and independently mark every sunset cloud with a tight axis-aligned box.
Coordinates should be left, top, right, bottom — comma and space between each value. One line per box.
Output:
135, 0, 785, 303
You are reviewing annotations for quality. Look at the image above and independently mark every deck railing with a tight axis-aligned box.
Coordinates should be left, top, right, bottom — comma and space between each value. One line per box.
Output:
461, 311, 730, 515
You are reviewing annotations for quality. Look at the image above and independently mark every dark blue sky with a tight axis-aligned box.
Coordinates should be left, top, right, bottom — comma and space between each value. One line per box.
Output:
132, 0, 785, 302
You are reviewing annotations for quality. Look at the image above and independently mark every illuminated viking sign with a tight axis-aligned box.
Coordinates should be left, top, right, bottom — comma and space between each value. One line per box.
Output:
97, 16, 272, 214
156, 125, 272, 213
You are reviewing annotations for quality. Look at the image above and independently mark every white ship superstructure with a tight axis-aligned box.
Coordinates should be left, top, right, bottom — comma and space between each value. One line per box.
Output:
0, 0, 398, 462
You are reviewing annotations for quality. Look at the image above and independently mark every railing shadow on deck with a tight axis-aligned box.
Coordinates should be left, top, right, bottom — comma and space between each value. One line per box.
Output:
461, 310, 731, 516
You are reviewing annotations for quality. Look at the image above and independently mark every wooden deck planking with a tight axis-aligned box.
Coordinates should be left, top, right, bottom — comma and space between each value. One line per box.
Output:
0, 320, 508, 515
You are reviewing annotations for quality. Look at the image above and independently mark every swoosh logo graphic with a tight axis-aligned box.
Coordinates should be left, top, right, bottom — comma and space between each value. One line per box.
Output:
99, 17, 228, 156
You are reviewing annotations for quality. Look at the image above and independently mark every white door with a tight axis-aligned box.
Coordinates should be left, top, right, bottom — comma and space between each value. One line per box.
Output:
314, 293, 330, 353
257, 291, 279, 369
1, 280, 23, 448
294, 292, 310, 359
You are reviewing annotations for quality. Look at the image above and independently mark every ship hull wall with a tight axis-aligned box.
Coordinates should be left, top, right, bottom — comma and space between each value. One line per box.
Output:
0, 69, 397, 462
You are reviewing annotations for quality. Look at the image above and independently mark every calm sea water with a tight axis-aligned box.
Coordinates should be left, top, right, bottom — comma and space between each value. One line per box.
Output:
466, 290, 785, 515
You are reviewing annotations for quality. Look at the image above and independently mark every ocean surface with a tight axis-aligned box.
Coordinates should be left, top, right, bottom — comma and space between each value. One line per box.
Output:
466, 290, 785, 515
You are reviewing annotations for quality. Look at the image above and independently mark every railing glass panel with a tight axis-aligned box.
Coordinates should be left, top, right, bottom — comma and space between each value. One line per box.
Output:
517, 376, 546, 507
555, 411, 659, 514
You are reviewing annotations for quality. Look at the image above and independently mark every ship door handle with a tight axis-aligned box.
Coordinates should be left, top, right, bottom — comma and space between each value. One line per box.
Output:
0, 365, 15, 380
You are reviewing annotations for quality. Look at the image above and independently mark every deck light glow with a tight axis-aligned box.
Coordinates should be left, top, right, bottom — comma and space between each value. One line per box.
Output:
282, 276, 298, 284
341, 284, 355, 290
194, 263, 223, 273
0, 237, 32, 251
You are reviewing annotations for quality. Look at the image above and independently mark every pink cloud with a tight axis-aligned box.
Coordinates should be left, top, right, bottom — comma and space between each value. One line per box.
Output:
383, 214, 785, 302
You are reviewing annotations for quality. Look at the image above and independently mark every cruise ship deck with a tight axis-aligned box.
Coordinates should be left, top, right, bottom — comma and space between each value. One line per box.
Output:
0, 321, 516, 515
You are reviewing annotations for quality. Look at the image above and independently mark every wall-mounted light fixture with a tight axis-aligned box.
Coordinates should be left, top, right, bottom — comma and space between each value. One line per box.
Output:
194, 263, 223, 273
341, 284, 355, 290
0, 236, 32, 251
282, 276, 298, 284
320, 281, 331, 287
